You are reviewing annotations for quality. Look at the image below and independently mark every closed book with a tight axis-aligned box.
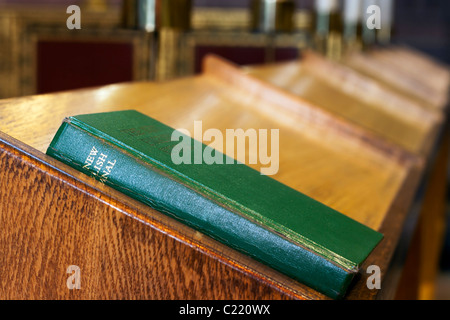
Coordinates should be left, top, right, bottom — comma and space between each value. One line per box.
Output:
46, 110, 383, 299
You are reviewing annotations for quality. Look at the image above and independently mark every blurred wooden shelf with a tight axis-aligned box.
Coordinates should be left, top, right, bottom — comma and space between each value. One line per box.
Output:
243, 50, 445, 158
342, 46, 450, 112
0, 50, 448, 299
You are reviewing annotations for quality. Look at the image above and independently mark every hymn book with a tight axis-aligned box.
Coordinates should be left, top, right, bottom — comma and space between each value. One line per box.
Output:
46, 110, 383, 299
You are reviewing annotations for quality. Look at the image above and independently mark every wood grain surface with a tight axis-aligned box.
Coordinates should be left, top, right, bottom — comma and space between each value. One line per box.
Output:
0, 133, 322, 299
0, 47, 447, 299
243, 50, 444, 157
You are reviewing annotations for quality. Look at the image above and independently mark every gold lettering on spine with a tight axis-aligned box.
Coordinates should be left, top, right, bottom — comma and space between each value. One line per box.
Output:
82, 146, 116, 183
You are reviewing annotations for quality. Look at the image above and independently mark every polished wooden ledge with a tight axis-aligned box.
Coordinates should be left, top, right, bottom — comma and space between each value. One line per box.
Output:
0, 51, 448, 299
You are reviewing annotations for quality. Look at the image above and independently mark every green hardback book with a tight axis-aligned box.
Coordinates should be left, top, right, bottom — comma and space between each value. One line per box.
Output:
46, 110, 383, 299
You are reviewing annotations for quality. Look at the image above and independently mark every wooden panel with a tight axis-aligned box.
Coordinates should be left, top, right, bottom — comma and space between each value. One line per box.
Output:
0, 4, 122, 98
417, 127, 449, 299
0, 47, 445, 299
394, 127, 449, 300
0, 133, 312, 299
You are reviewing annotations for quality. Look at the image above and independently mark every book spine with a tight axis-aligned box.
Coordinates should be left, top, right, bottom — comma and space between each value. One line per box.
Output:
47, 120, 355, 299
